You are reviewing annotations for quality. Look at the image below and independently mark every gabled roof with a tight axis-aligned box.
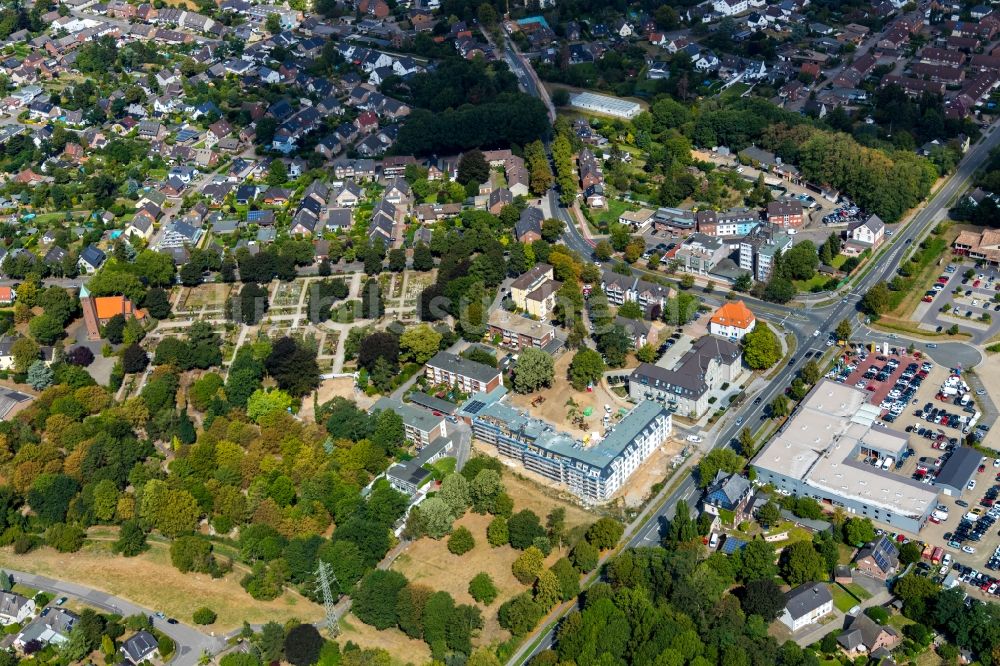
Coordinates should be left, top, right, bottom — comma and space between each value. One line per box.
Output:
710, 301, 755, 330
784, 582, 832, 620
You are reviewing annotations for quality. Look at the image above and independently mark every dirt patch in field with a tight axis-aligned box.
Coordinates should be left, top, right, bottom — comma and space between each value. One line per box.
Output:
508, 353, 631, 440
0, 541, 322, 630
301, 377, 376, 422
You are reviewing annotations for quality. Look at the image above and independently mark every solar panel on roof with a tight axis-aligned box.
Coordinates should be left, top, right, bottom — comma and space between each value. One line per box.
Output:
466, 400, 486, 415
720, 537, 747, 554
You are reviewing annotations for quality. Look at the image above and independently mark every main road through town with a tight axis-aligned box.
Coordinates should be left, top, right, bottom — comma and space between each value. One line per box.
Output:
505, 40, 1000, 661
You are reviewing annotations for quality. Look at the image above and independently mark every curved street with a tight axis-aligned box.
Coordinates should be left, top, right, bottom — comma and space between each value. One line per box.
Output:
5, 568, 223, 666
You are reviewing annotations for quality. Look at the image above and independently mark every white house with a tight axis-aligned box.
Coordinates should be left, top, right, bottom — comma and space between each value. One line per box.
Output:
848, 214, 885, 251
780, 583, 834, 631
708, 301, 757, 341
0, 592, 35, 625
714, 0, 749, 16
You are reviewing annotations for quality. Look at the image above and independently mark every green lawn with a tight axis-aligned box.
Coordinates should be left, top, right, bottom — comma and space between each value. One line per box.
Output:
888, 613, 916, 631
424, 456, 457, 481
837, 543, 855, 564
829, 584, 858, 613
794, 272, 835, 293
843, 582, 872, 601
592, 198, 638, 229
719, 82, 751, 101
830, 254, 849, 270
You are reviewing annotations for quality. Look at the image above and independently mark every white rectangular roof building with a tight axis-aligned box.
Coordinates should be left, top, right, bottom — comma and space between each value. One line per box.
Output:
753, 380, 937, 523
569, 91, 642, 119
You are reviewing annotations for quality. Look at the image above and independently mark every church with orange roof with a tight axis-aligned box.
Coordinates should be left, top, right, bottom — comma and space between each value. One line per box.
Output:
80, 285, 147, 341
709, 300, 756, 341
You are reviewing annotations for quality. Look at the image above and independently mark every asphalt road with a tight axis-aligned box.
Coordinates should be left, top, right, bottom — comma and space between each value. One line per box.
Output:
508, 55, 1000, 663
6, 568, 223, 666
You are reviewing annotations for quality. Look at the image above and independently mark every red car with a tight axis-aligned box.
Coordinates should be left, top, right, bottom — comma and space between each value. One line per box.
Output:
980, 464, 987, 473
930, 515, 941, 524
975, 280, 982, 287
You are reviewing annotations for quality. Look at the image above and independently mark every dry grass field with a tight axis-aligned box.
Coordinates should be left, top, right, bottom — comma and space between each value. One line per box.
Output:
337, 614, 432, 665
0, 541, 322, 630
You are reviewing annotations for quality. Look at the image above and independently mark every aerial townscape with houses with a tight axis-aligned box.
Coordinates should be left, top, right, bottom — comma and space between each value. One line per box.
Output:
4, 0, 1000, 664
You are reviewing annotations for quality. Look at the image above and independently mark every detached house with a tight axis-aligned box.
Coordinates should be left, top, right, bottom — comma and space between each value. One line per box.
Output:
780, 583, 833, 631
837, 614, 900, 658
702, 471, 754, 525
0, 592, 34, 625
77, 244, 106, 274
709, 301, 756, 341
845, 215, 885, 256
853, 536, 899, 581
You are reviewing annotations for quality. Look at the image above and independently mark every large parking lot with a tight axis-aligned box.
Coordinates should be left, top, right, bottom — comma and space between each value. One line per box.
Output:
824, 345, 1000, 597
918, 262, 1000, 344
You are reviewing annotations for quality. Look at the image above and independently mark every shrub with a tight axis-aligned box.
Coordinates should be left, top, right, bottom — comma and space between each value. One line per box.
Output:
192, 607, 217, 625
468, 572, 498, 605
447, 526, 475, 555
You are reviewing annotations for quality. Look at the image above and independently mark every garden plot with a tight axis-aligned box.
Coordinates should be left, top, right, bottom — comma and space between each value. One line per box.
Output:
177, 284, 232, 313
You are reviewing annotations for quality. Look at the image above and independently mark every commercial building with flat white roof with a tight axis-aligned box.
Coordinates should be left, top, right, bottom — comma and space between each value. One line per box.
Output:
752, 379, 937, 533
569, 91, 642, 119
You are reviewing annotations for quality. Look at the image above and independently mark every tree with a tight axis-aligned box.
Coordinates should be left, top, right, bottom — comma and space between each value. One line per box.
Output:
267, 159, 287, 185
457, 149, 489, 185
770, 394, 789, 418
780, 540, 827, 586
585, 518, 623, 550
697, 449, 745, 489
265, 337, 320, 397
353, 570, 408, 630
799, 360, 821, 385
742, 323, 781, 369
103, 313, 126, 344
568, 348, 604, 391
861, 281, 892, 316
28, 474, 79, 524
498, 591, 543, 636
734, 272, 753, 292
419, 497, 454, 539
487, 516, 509, 547
541, 218, 563, 243
284, 625, 324, 666
468, 572, 499, 606
735, 538, 778, 583
192, 608, 217, 625
28, 314, 64, 345
11, 337, 40, 374
843, 517, 876, 545
508, 510, 545, 550
246, 389, 293, 423
512, 546, 545, 584
439, 473, 471, 517
763, 277, 795, 304
122, 343, 149, 374
470, 469, 504, 514
756, 501, 781, 528
66, 346, 95, 366
388, 248, 407, 273
26, 361, 53, 390
400, 324, 442, 364
780, 242, 819, 281
513, 348, 554, 394
570, 541, 599, 573
898, 541, 922, 565
739, 579, 784, 621
835, 318, 852, 341
143, 288, 172, 319
448, 527, 475, 555
665, 499, 698, 544
113, 519, 147, 556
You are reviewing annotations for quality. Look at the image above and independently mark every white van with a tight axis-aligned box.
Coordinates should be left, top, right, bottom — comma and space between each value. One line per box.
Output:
709, 533, 719, 548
